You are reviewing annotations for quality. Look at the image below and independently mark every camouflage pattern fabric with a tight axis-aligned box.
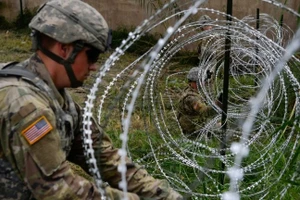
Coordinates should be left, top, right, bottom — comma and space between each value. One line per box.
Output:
197, 36, 215, 62
0, 158, 32, 200
29, 0, 109, 52
0, 53, 182, 199
197, 15, 213, 62
177, 86, 214, 134
197, 36, 217, 86
187, 67, 200, 82
199, 15, 211, 23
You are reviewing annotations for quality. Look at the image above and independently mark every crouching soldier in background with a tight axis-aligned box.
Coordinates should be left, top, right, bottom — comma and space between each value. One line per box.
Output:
177, 67, 222, 136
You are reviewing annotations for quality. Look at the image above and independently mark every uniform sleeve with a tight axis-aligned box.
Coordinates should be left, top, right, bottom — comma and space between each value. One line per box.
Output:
98, 122, 182, 199
71, 106, 182, 199
0, 86, 103, 200
183, 95, 209, 113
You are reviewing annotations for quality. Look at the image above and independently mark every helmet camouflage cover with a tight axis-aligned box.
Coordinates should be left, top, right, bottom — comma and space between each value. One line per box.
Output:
199, 15, 212, 24
29, 0, 109, 52
187, 67, 200, 82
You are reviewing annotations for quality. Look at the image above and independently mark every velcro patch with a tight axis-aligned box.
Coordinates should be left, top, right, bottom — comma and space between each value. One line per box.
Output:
11, 103, 36, 123
21, 116, 53, 145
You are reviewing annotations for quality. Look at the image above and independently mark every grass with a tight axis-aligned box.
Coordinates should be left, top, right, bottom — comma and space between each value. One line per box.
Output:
0, 30, 32, 62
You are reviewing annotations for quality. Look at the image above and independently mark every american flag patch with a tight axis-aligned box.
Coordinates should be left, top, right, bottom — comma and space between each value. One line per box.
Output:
21, 116, 53, 145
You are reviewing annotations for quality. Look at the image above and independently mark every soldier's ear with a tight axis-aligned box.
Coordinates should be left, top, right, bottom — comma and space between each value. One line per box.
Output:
57, 43, 73, 59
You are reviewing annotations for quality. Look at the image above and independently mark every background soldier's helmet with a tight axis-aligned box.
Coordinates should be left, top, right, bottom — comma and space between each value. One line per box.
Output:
199, 15, 212, 24
187, 67, 200, 82
29, 0, 109, 52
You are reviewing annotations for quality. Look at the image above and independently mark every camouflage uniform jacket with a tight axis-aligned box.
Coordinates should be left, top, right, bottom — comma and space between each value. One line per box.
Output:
0, 54, 181, 200
177, 86, 214, 134
197, 34, 218, 62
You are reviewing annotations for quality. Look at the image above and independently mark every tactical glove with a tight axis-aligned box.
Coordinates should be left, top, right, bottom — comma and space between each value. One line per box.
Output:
164, 188, 183, 200
106, 186, 140, 200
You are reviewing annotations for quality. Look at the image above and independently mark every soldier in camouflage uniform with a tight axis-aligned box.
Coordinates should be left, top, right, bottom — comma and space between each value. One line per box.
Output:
0, 0, 182, 199
197, 15, 217, 84
197, 15, 213, 59
177, 67, 222, 135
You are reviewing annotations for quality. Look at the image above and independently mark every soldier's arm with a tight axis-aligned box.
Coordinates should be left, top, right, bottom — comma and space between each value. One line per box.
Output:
71, 103, 182, 199
0, 86, 115, 200
193, 100, 210, 113
98, 130, 182, 199
184, 95, 210, 114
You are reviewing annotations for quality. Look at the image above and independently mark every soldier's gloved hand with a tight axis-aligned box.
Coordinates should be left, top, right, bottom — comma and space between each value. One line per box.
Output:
206, 70, 213, 79
218, 92, 223, 102
164, 189, 183, 200
106, 186, 140, 200
195, 102, 209, 112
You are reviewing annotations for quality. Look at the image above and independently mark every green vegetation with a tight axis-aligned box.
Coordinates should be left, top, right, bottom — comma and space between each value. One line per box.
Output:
13, 8, 36, 30
0, 16, 12, 30
111, 26, 161, 55
0, 31, 32, 62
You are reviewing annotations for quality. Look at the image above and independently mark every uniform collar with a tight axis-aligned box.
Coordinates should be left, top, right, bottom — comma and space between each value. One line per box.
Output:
25, 53, 65, 106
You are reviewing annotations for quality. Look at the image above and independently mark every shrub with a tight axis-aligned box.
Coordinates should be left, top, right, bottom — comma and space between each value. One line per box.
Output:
0, 16, 11, 29
111, 27, 160, 55
13, 8, 35, 30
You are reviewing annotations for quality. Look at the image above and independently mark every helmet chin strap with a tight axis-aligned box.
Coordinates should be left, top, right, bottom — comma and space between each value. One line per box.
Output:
34, 33, 85, 88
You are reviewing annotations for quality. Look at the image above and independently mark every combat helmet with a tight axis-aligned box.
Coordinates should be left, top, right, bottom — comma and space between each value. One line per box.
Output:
187, 67, 200, 82
199, 15, 212, 24
29, 0, 110, 87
